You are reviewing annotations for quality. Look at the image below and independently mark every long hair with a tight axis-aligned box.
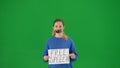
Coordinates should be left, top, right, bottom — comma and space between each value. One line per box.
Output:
52, 19, 68, 40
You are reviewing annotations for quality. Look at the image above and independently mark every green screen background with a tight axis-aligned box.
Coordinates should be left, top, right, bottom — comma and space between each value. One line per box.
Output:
0, 0, 120, 68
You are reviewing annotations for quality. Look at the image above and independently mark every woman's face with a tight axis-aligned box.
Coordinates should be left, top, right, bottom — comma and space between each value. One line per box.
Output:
53, 21, 64, 32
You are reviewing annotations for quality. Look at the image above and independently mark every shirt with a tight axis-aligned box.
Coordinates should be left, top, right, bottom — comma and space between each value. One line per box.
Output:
43, 36, 78, 68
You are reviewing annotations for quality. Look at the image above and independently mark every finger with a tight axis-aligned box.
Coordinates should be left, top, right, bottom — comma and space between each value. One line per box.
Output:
69, 54, 71, 56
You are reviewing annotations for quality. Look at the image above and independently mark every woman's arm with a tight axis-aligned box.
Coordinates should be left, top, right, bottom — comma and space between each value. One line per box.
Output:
69, 39, 78, 61
43, 40, 49, 62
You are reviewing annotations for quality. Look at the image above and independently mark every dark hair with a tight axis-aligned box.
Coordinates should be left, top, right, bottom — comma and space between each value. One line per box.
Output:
53, 19, 64, 26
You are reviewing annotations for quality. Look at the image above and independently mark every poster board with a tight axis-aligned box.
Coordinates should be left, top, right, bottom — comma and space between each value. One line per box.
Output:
48, 48, 70, 64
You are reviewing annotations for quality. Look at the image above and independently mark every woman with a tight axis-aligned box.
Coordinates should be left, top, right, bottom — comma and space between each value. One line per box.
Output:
43, 19, 78, 68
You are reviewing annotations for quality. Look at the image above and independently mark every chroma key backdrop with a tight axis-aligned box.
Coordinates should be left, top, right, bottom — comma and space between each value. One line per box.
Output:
0, 0, 120, 68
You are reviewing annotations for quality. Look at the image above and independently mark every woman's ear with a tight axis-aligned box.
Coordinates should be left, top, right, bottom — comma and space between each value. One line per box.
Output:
52, 27, 54, 29
63, 26, 65, 30
53, 26, 54, 29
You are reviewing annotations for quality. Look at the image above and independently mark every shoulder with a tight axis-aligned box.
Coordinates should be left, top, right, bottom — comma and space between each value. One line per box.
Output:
45, 36, 54, 43
67, 36, 74, 43
67, 37, 76, 47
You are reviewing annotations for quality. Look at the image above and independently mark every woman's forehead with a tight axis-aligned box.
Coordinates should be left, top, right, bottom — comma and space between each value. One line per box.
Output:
54, 21, 63, 25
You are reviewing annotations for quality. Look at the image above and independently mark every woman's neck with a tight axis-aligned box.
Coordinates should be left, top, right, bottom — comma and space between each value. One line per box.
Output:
55, 33, 63, 38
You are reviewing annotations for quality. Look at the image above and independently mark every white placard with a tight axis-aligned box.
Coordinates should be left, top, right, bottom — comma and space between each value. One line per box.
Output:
48, 48, 70, 64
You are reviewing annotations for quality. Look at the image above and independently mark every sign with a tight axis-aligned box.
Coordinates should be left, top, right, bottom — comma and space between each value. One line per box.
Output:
48, 48, 70, 64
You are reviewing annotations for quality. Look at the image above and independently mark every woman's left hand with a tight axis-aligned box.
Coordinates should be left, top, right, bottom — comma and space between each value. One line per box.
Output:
69, 53, 76, 59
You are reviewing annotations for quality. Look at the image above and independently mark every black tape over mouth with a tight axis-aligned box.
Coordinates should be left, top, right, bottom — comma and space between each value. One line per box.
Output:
55, 30, 62, 33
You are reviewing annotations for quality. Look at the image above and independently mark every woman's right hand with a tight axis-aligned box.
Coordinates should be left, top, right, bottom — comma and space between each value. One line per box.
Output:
44, 56, 49, 61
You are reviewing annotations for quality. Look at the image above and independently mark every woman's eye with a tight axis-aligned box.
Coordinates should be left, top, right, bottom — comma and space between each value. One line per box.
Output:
55, 26, 58, 28
59, 26, 61, 28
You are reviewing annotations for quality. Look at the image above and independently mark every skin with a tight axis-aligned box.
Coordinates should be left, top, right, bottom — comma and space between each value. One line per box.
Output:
44, 21, 76, 61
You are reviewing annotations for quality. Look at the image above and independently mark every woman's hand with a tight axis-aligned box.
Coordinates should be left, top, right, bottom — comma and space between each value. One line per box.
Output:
69, 53, 76, 59
44, 56, 49, 61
